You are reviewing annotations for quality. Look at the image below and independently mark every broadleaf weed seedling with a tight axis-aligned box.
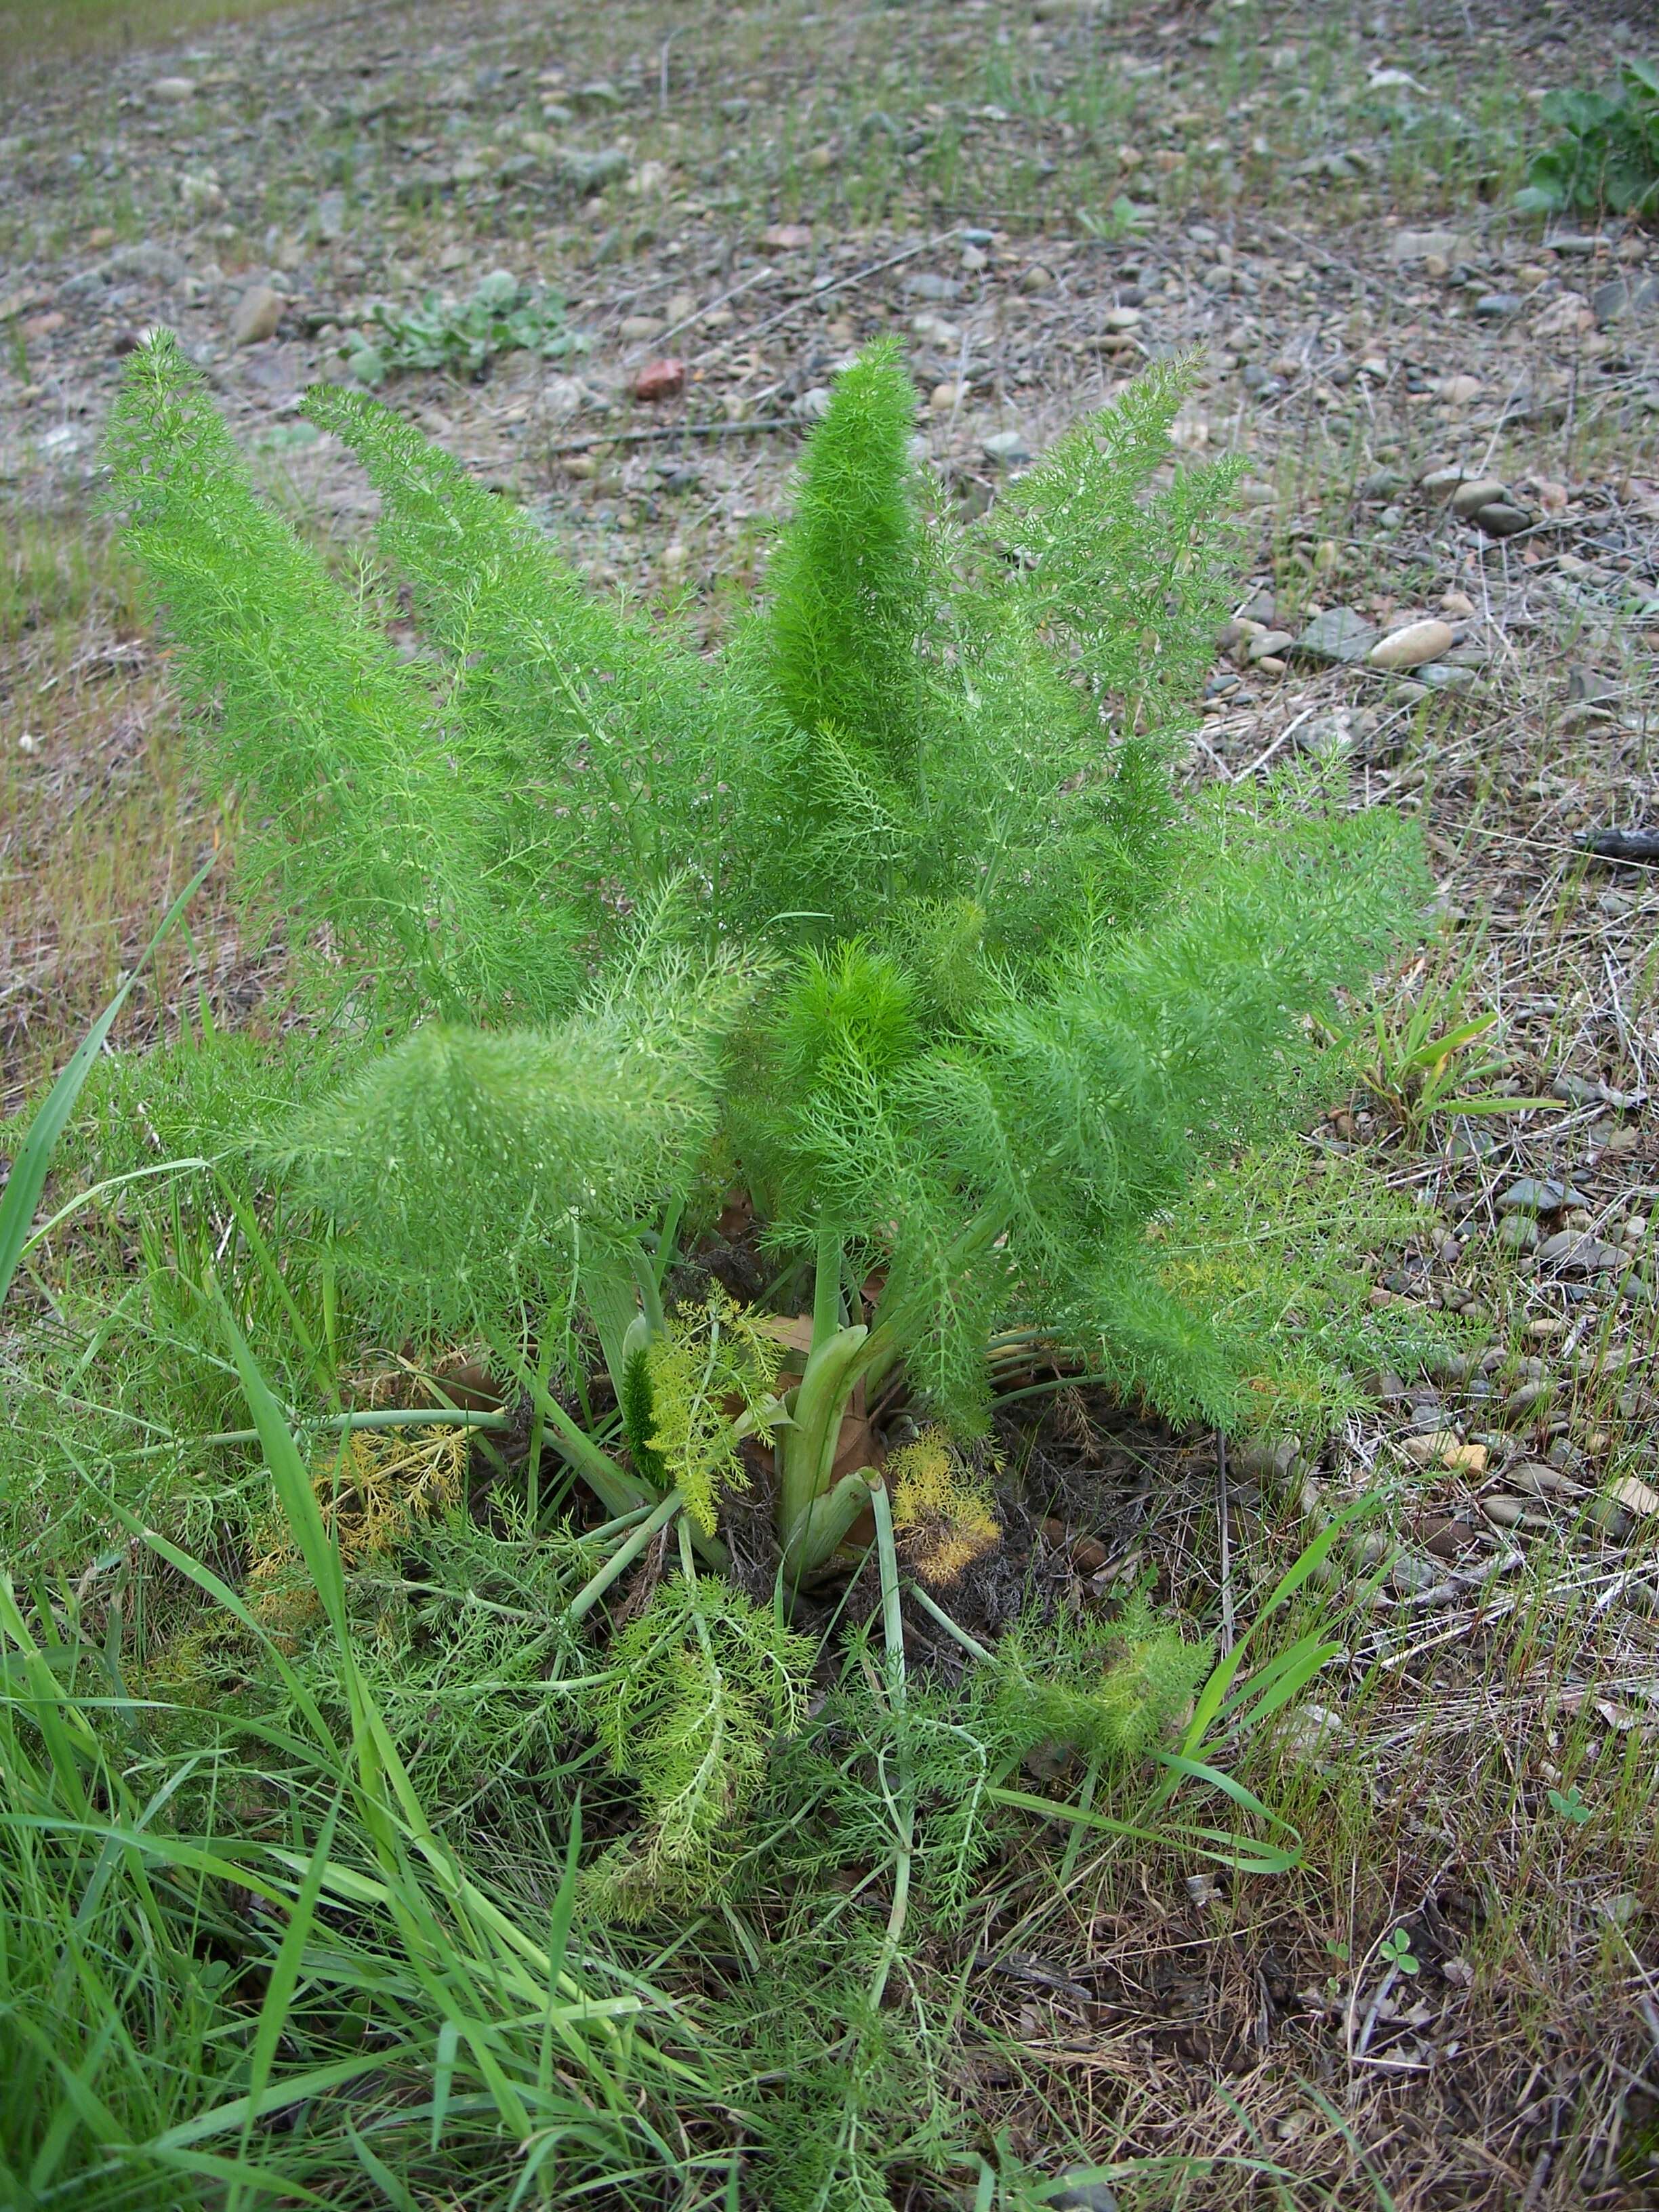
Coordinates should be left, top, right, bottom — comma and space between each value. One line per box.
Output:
1377, 1925, 1420, 1976
1517, 58, 1659, 221
346, 268, 586, 386
1548, 1783, 1594, 1826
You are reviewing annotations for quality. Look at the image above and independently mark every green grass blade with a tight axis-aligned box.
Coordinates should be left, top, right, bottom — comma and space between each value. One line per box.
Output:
230, 1790, 344, 2210
1436, 1094, 1564, 1116
430, 2019, 459, 2154
345, 2121, 422, 2211
0, 858, 211, 1314
1181, 1498, 1372, 1753
211, 1286, 348, 1641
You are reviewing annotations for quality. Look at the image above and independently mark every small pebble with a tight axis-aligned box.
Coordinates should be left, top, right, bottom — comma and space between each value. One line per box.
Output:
229, 284, 283, 344
1451, 476, 1509, 518
981, 428, 1030, 466
1503, 1380, 1553, 1416
1389, 1550, 1441, 1595
1481, 1494, 1533, 1528
1049, 2179, 1120, 2212
1497, 1179, 1582, 1215
1367, 617, 1454, 670
1403, 1433, 1486, 1473
632, 356, 684, 401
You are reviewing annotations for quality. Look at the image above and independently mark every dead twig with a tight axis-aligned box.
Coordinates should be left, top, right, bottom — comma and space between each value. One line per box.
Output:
695, 228, 965, 366
547, 415, 798, 456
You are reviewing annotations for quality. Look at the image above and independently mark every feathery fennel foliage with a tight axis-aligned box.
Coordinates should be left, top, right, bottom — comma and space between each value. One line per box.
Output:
762, 1595, 1212, 1938
626, 1288, 785, 1534
299, 383, 731, 942
97, 329, 1425, 1590
262, 901, 764, 1343
101, 344, 581, 1022
586, 1575, 814, 1919
762, 336, 931, 781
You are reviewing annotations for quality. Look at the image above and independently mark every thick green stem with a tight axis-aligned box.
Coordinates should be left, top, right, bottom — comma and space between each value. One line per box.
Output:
773, 1214, 909, 1582
525, 1326, 558, 1521
811, 1218, 843, 1349
867, 1479, 913, 2011
567, 1490, 682, 1624
483, 1327, 730, 1571
780, 1464, 881, 1586
116, 1404, 513, 1459
906, 1579, 994, 1664
585, 1246, 649, 1406
778, 1323, 870, 1548
525, 1381, 653, 1521
628, 1240, 667, 1335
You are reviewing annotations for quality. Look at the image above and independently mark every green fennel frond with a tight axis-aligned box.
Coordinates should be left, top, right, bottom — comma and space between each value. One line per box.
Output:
262, 923, 765, 1345
585, 1576, 813, 1919
989, 1595, 1212, 1769
101, 331, 579, 1021
640, 1290, 783, 1534
302, 384, 736, 924
764, 338, 930, 783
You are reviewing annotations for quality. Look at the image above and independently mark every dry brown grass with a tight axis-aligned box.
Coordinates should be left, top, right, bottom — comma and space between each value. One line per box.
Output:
0, 519, 255, 1108
951, 1411, 1659, 2208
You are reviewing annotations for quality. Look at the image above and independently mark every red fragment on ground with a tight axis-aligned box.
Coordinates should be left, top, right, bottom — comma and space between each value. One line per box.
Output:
633, 356, 685, 401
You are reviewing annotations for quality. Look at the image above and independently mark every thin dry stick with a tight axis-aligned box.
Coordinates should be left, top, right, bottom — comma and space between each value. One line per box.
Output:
1232, 705, 1317, 782
548, 415, 796, 455
622, 262, 780, 363
694, 227, 966, 368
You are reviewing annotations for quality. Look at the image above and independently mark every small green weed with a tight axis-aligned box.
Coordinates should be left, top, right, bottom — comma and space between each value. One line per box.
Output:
1330, 958, 1559, 1136
1517, 60, 1659, 221
347, 270, 586, 386
1377, 1925, 1420, 1976
1548, 1783, 1594, 1826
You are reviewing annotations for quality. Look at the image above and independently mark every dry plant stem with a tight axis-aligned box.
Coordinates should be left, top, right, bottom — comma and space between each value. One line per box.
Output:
1216, 1429, 1236, 1657
548, 417, 797, 455
691, 228, 965, 368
